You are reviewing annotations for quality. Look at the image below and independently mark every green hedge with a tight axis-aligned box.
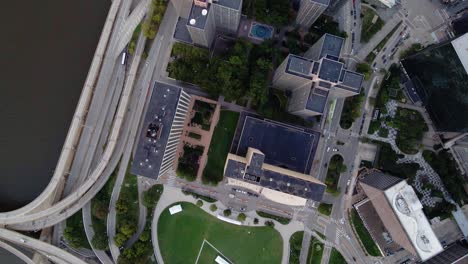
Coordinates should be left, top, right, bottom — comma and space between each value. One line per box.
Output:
256, 210, 291, 225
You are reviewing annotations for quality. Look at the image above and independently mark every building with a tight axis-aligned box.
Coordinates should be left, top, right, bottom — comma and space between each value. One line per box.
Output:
186, 0, 242, 47
401, 33, 468, 132
187, 3, 216, 47
424, 240, 468, 264
131, 82, 191, 180
223, 116, 324, 206
358, 171, 443, 261
273, 34, 363, 118
224, 148, 326, 206
296, 0, 329, 29
377, 0, 396, 8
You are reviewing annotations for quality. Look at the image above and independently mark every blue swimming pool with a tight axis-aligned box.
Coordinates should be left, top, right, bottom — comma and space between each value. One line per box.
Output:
249, 22, 274, 40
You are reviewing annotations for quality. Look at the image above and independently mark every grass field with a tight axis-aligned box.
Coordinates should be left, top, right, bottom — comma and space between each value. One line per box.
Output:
361, 7, 384, 43
196, 240, 234, 264
158, 202, 283, 264
317, 203, 332, 216
329, 248, 347, 264
307, 240, 324, 264
351, 209, 381, 256
202, 110, 239, 185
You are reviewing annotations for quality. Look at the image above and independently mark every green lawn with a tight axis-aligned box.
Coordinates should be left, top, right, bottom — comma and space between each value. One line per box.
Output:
350, 209, 381, 256
289, 231, 304, 264
329, 248, 347, 264
158, 202, 283, 264
202, 110, 239, 185
307, 240, 324, 264
317, 203, 332, 216
361, 7, 384, 43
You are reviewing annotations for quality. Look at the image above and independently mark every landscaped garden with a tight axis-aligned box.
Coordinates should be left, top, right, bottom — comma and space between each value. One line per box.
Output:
350, 209, 381, 257
158, 202, 283, 264
90, 172, 117, 250
325, 155, 347, 196
392, 107, 428, 154
329, 248, 347, 264
340, 91, 365, 129
361, 6, 384, 43
203, 110, 239, 185
118, 184, 164, 264
177, 144, 204, 181
307, 239, 324, 264
64, 210, 91, 249
114, 164, 139, 247
256, 210, 291, 225
317, 203, 332, 216
191, 100, 216, 131
423, 150, 468, 206
242, 0, 290, 27
289, 231, 304, 264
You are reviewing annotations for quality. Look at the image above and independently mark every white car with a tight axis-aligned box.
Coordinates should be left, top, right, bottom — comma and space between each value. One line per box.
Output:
332, 148, 338, 152
326, 147, 331, 152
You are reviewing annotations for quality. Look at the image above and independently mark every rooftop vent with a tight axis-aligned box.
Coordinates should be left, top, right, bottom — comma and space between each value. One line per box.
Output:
189, 19, 196, 25
202, 9, 208, 16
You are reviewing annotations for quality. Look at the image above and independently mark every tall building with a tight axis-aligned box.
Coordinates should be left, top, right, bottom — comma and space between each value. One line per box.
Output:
296, 0, 329, 29
377, 0, 396, 8
273, 35, 363, 118
187, 3, 216, 47
186, 0, 242, 47
401, 32, 468, 132
131, 82, 191, 179
358, 171, 443, 261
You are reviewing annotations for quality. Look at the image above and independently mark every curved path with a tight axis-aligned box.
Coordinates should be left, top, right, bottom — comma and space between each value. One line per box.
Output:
0, 228, 87, 264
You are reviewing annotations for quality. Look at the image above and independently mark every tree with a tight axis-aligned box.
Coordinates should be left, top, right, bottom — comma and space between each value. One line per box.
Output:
120, 224, 136, 238
114, 233, 127, 247
92, 201, 108, 220
356, 63, 372, 80
237, 213, 247, 222
254, 218, 259, 224
116, 199, 128, 214
92, 233, 109, 250
223, 209, 232, 217
142, 184, 163, 209
196, 200, 203, 207
210, 204, 217, 212
265, 220, 275, 227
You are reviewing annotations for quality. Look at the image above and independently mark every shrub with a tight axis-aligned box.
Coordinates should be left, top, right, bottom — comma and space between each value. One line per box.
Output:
254, 218, 259, 224
196, 200, 203, 207
210, 204, 218, 212
223, 209, 232, 217
237, 213, 247, 222
256, 211, 291, 225
265, 220, 275, 227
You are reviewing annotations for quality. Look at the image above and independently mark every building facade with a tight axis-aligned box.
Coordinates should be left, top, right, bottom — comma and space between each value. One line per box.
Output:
296, 0, 329, 29
132, 82, 191, 179
187, 3, 216, 47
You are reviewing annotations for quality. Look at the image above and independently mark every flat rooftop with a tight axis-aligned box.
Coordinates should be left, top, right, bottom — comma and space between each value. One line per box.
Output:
309, 0, 330, 5
318, 58, 343, 83
131, 82, 182, 179
319, 33, 344, 60
187, 3, 210, 29
452, 32, 468, 73
225, 150, 326, 201
340, 70, 364, 91
384, 180, 443, 261
235, 116, 319, 174
306, 87, 329, 113
286, 55, 314, 79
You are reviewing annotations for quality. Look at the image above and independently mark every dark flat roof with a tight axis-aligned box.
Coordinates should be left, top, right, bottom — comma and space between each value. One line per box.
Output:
306, 88, 329, 113
318, 58, 343, 83
340, 70, 364, 91
216, 0, 242, 9
187, 3, 210, 29
286, 55, 314, 79
174, 17, 193, 43
225, 159, 326, 201
320, 34, 344, 60
360, 171, 403, 191
131, 82, 182, 179
236, 117, 319, 174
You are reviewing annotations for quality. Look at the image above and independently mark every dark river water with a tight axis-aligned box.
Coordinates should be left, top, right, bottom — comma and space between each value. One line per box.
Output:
0, 0, 110, 214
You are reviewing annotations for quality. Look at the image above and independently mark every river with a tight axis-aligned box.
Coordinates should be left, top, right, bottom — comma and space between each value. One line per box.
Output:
0, 0, 110, 213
